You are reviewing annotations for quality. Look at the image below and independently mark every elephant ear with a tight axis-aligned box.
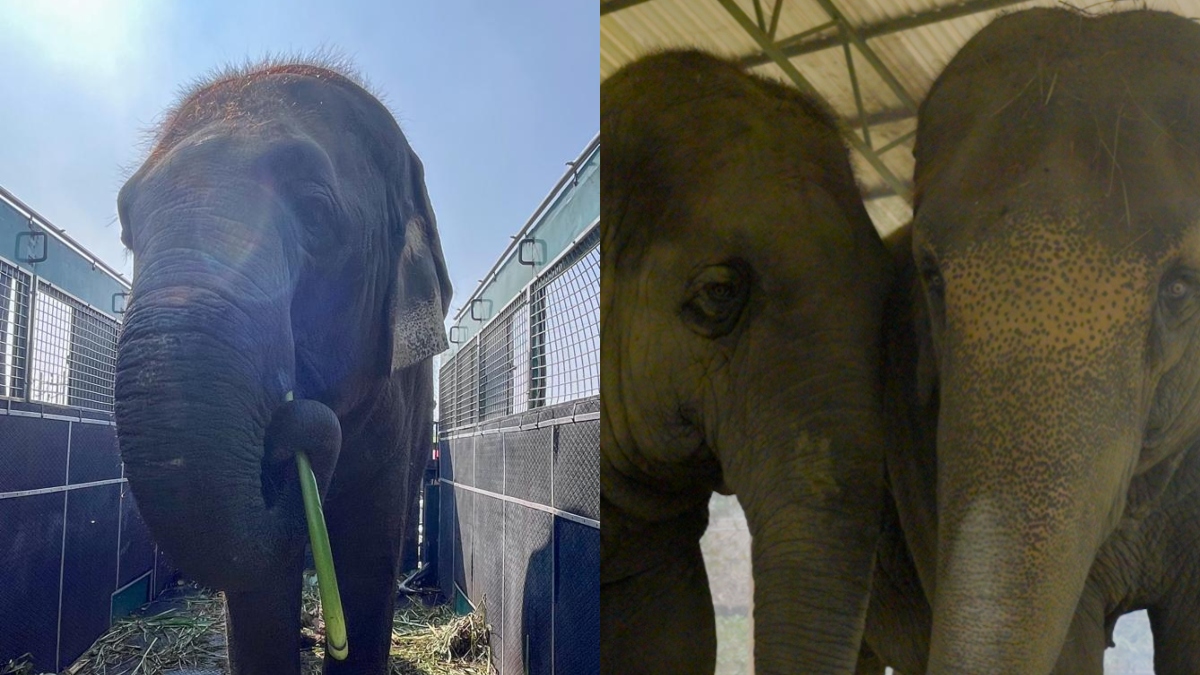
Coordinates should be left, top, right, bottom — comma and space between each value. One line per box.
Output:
913, 278, 938, 407
388, 150, 454, 373
885, 224, 938, 406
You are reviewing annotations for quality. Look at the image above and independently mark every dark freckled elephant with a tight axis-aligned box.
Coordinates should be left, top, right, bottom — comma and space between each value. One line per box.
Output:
860, 8, 1200, 675
601, 50, 894, 674
113, 59, 453, 675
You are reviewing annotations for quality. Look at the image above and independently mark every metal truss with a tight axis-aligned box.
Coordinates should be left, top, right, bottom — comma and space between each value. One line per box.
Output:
603, 0, 1039, 202
716, 0, 913, 202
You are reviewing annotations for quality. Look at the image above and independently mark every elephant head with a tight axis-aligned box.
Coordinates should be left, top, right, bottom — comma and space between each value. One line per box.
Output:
910, 9, 1200, 671
601, 50, 893, 673
113, 61, 451, 670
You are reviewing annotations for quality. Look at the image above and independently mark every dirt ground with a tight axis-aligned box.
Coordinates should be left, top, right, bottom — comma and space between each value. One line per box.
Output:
11, 573, 494, 675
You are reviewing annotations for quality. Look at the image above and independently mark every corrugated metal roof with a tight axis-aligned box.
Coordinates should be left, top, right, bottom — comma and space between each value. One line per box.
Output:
601, 0, 1200, 235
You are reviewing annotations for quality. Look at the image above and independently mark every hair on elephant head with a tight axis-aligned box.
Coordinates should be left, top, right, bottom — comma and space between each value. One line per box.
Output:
900, 8, 1200, 673
601, 49, 893, 675
114, 56, 451, 675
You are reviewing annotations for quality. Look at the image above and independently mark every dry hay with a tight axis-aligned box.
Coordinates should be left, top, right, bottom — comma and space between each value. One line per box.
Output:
65, 589, 227, 674
1, 653, 46, 675
301, 572, 494, 675
63, 574, 493, 675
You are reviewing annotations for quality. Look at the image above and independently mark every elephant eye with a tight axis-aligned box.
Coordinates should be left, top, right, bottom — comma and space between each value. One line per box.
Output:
682, 263, 752, 338
1164, 278, 1191, 300
704, 280, 738, 302
1159, 270, 1198, 320
918, 255, 945, 296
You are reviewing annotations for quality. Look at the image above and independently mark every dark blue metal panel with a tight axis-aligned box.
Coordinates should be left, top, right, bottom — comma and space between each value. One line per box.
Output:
476, 435, 503, 494
155, 546, 179, 594
58, 483, 120, 669
0, 414, 68, 492
438, 480, 456, 602
456, 486, 473, 597
504, 427, 552, 507
477, 494, 505, 668
0, 492, 64, 672
438, 438, 453, 481
67, 422, 120, 485
554, 420, 599, 520
118, 483, 155, 588
503, 503, 552, 675
554, 519, 599, 675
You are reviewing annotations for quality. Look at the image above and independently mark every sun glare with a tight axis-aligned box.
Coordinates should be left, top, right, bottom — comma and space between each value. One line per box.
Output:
4, 0, 160, 79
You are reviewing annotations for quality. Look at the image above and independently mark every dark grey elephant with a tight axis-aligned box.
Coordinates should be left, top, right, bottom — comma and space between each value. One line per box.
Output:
113, 59, 452, 675
861, 8, 1200, 674
601, 50, 894, 674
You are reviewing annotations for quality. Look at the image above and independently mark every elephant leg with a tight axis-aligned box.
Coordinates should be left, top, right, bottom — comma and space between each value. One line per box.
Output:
225, 562, 304, 675
1050, 583, 1107, 675
855, 643, 886, 674
1148, 596, 1200, 674
861, 506, 930, 675
601, 542, 715, 675
320, 460, 410, 675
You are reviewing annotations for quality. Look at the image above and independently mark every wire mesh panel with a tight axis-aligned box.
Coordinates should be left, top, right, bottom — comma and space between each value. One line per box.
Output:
453, 342, 479, 429
0, 259, 31, 400
475, 494, 505, 659
435, 226, 599, 673
457, 486, 474, 600
438, 357, 457, 434
438, 481, 456, 602
503, 427, 552, 507
476, 434, 504, 494
502, 503, 553, 675
555, 419, 600, 521
28, 283, 120, 411
529, 229, 599, 408
479, 297, 531, 422
28, 286, 71, 406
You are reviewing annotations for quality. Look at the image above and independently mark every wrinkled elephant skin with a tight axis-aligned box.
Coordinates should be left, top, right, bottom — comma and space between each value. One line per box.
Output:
114, 60, 453, 675
601, 50, 893, 674
863, 9, 1200, 675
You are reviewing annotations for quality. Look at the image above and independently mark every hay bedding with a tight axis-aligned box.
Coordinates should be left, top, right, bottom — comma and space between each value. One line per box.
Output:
35, 573, 493, 675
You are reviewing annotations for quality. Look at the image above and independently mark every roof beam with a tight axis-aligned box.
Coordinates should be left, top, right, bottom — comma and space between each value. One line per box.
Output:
600, 0, 656, 16
815, 0, 919, 112
863, 185, 909, 202
716, 0, 912, 203
738, 0, 1032, 69
845, 107, 913, 129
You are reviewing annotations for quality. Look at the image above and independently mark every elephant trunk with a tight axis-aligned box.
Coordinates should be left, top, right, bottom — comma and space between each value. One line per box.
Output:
926, 354, 1140, 674
114, 241, 323, 591
728, 421, 886, 673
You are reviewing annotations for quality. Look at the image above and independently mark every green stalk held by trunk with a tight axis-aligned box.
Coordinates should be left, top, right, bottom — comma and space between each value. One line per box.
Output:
287, 390, 348, 660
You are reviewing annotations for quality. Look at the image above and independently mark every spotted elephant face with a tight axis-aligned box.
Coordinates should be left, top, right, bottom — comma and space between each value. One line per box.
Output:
909, 8, 1200, 672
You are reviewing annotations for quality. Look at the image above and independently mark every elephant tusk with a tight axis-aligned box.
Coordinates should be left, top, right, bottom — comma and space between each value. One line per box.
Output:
289, 390, 349, 660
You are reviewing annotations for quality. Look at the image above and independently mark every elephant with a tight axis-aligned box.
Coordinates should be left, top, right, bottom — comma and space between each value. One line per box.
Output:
113, 58, 452, 675
601, 49, 895, 674
859, 8, 1200, 674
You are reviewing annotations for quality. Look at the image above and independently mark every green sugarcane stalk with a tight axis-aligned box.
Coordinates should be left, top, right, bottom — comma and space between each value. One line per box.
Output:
287, 391, 348, 660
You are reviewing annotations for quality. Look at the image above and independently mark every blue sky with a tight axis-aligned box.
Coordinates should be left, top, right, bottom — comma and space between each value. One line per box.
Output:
0, 0, 598, 322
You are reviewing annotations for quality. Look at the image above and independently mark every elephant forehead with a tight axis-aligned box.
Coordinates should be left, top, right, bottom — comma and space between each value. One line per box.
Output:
941, 220, 1153, 359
